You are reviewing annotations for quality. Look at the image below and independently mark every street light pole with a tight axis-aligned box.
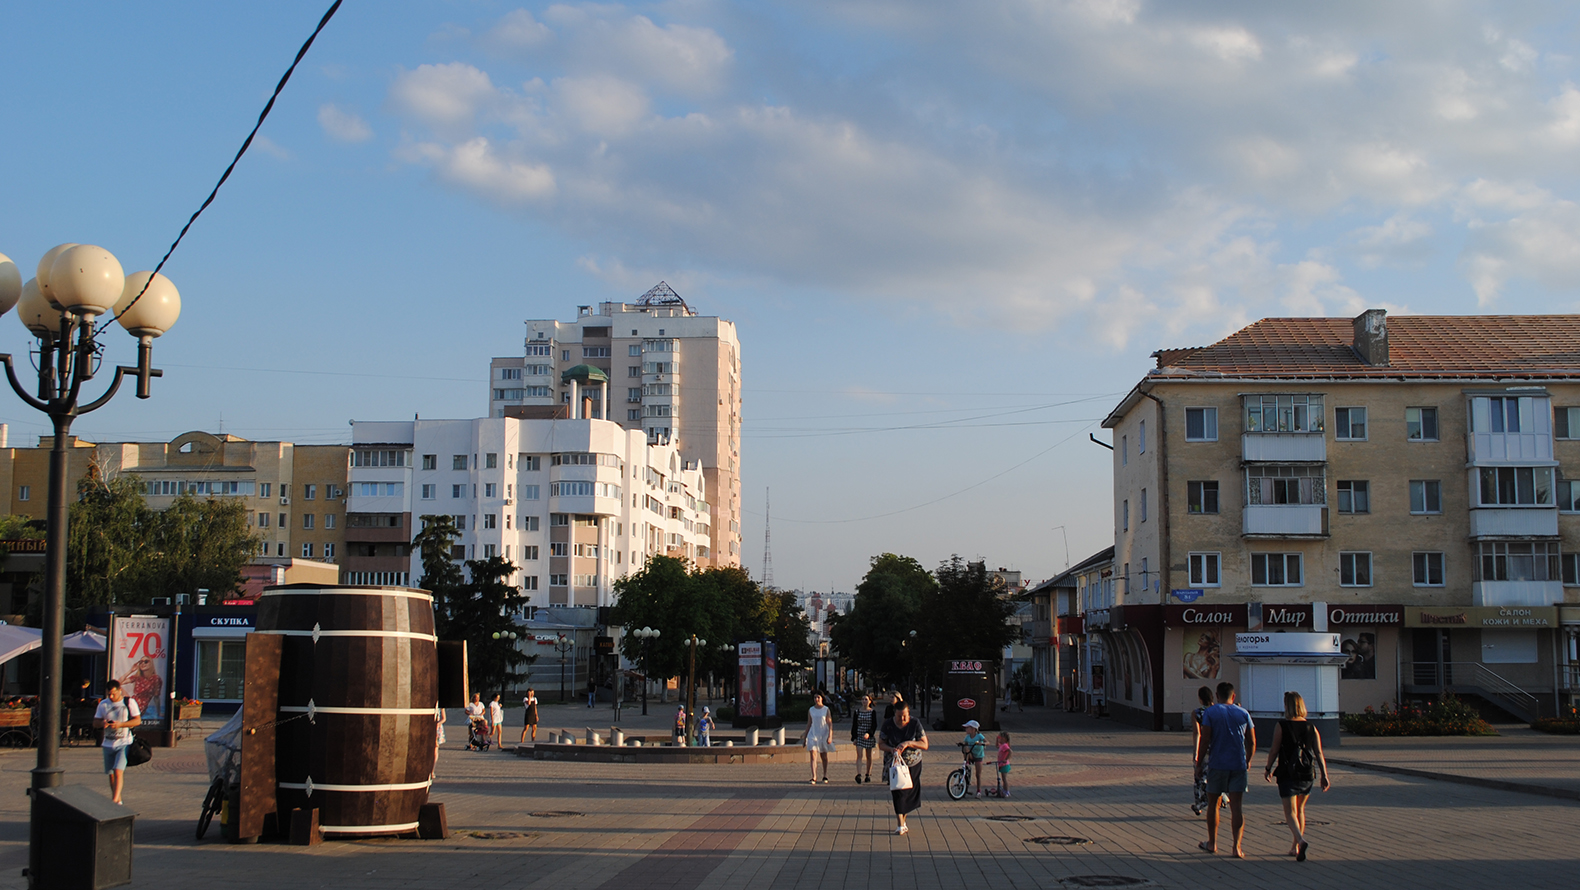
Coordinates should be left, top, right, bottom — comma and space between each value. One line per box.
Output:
555, 633, 574, 704
684, 635, 705, 745
633, 626, 659, 716
0, 248, 179, 885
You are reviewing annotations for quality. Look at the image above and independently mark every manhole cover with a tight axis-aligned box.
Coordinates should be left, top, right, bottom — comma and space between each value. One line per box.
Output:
1026, 836, 1093, 845
466, 831, 537, 840
987, 815, 1038, 822
529, 811, 584, 818
1059, 878, 1149, 888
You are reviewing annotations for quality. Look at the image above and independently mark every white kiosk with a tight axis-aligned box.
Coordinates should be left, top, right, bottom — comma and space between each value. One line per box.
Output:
1230, 632, 1347, 747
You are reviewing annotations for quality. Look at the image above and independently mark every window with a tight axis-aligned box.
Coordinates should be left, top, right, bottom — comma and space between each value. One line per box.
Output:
1246, 465, 1325, 505
550, 574, 568, 587
583, 346, 611, 358
451, 484, 465, 499
258, 482, 271, 498
629, 345, 642, 356
455, 515, 466, 530
323, 542, 336, 559
1185, 407, 1218, 442
1557, 407, 1580, 440
526, 344, 552, 356
525, 364, 551, 375
1186, 481, 1219, 514
304, 484, 317, 500
1414, 552, 1445, 586
277, 543, 285, 557
422, 454, 437, 470
1188, 552, 1221, 586
258, 512, 270, 528
1478, 542, 1560, 581
303, 514, 314, 529
500, 367, 522, 380
325, 514, 335, 529
1474, 396, 1524, 433
279, 513, 287, 527
1251, 553, 1303, 586
550, 542, 568, 557
628, 409, 641, 421
1244, 394, 1324, 433
357, 482, 403, 497
1138, 421, 1146, 453
628, 387, 642, 401
1406, 407, 1439, 441
421, 484, 435, 500
521, 455, 540, 471
1477, 467, 1554, 506
524, 576, 539, 591
1334, 407, 1367, 440
524, 545, 539, 560
551, 513, 569, 526
1339, 552, 1372, 586
494, 388, 525, 400
449, 455, 467, 471
301, 542, 314, 558
484, 544, 496, 558
524, 386, 551, 398
1563, 553, 1580, 585
17, 486, 28, 502
195, 639, 246, 701
522, 485, 540, 500
484, 483, 497, 498
521, 516, 540, 531
1559, 478, 1580, 512
1121, 436, 1127, 466
563, 350, 570, 361
1122, 499, 1129, 531
1336, 480, 1369, 514
628, 366, 641, 377
1140, 489, 1148, 522
484, 514, 497, 529
1410, 480, 1443, 514
485, 453, 497, 469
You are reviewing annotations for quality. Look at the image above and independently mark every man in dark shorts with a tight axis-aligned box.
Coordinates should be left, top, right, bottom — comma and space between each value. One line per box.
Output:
1194, 681, 1255, 858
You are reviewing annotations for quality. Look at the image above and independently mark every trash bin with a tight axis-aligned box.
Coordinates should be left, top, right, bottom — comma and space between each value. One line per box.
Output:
32, 785, 134, 890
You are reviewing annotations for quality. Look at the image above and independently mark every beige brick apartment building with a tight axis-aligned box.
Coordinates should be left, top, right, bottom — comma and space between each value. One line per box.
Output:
1097, 310, 1579, 730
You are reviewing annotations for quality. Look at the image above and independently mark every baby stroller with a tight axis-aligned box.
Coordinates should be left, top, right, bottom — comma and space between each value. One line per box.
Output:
467, 718, 492, 751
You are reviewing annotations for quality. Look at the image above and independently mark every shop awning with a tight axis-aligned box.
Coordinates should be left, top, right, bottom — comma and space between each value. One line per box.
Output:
0, 625, 42, 665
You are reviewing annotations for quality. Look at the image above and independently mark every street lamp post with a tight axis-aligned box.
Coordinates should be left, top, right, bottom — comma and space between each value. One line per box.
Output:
0, 247, 179, 884
684, 635, 705, 745
632, 626, 659, 715
490, 630, 519, 694
555, 633, 575, 703
717, 642, 734, 707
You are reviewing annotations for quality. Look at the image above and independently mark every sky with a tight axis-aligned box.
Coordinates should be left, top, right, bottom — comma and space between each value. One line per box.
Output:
3, 1, 1580, 593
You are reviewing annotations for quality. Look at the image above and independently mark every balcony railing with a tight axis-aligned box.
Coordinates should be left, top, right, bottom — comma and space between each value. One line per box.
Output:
1468, 507, 1558, 538
1408, 660, 1542, 722
1243, 504, 1326, 537
1242, 433, 1325, 462
1472, 579, 1564, 607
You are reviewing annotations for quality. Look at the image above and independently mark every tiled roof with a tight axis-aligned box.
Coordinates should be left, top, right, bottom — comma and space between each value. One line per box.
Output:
1155, 315, 1580, 378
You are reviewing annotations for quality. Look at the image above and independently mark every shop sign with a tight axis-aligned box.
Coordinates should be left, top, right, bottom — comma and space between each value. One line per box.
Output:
1234, 632, 1341, 655
198, 615, 254, 630
0, 539, 46, 553
1165, 603, 1247, 627
1171, 589, 1204, 602
948, 660, 987, 674
1327, 605, 1404, 627
594, 635, 614, 653
1404, 606, 1556, 628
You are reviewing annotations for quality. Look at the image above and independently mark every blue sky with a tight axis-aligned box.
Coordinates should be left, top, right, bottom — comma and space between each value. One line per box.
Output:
3, 1, 1580, 591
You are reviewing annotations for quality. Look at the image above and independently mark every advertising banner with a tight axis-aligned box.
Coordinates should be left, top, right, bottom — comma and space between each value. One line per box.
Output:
111, 616, 170, 723
763, 641, 777, 718
737, 642, 762, 718
1183, 628, 1221, 679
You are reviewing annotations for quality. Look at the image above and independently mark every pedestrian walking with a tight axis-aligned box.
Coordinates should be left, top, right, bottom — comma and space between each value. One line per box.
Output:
1194, 681, 1256, 859
994, 731, 1013, 798
879, 699, 927, 835
880, 691, 904, 784
93, 679, 142, 805
587, 678, 597, 708
1189, 685, 1220, 815
851, 693, 877, 783
698, 706, 715, 746
1263, 691, 1331, 862
674, 704, 687, 746
520, 688, 539, 744
489, 694, 505, 750
804, 692, 836, 783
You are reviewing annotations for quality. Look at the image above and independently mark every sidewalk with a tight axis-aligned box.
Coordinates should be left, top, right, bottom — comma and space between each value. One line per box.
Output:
1326, 724, 1580, 799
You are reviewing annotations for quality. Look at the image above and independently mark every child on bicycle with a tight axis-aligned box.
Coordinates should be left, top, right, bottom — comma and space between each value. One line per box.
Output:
962, 720, 988, 797
995, 731, 1013, 798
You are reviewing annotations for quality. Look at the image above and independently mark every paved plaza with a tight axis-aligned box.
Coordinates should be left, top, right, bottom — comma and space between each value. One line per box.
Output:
0, 704, 1574, 890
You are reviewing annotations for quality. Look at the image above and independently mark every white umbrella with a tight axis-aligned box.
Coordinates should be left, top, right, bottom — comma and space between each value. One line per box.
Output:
0, 625, 42, 665
62, 631, 106, 655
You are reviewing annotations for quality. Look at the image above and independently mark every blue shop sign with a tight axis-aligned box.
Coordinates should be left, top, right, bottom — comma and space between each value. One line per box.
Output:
1171, 589, 1205, 602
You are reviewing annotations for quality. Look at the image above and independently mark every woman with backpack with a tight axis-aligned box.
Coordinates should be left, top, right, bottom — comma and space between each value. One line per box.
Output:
1262, 691, 1331, 862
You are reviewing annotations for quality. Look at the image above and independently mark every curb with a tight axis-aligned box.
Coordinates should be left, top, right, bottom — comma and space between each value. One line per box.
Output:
1328, 757, 1580, 803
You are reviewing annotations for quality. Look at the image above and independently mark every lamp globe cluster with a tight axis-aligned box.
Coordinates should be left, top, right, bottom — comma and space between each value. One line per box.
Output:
0, 244, 179, 339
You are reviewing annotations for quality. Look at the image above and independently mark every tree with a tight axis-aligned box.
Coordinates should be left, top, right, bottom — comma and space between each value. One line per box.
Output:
446, 556, 532, 694
766, 590, 815, 668
610, 556, 716, 688
692, 564, 770, 677
916, 556, 1019, 682
828, 553, 936, 684
412, 515, 464, 623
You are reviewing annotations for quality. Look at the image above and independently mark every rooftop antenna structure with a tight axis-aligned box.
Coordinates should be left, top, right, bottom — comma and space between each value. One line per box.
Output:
762, 487, 774, 591
636, 281, 692, 315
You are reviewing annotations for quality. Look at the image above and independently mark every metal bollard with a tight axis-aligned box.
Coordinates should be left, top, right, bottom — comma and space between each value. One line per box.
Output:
610, 727, 624, 746
724, 740, 734, 747
587, 729, 603, 746
744, 727, 760, 746
773, 727, 786, 746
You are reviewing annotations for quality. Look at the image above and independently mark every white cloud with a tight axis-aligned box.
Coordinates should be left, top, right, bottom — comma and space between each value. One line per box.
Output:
554, 76, 650, 137
317, 104, 373, 143
405, 137, 556, 204
389, 63, 500, 131
486, 9, 552, 51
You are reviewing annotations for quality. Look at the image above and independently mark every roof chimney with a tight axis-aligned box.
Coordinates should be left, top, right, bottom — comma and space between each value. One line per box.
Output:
1352, 309, 1389, 366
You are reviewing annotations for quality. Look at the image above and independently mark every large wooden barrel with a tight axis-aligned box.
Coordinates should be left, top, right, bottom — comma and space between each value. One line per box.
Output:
256, 584, 438, 836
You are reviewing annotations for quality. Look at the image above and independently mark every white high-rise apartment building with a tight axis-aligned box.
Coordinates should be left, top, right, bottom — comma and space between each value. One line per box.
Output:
346, 416, 712, 608
488, 283, 742, 566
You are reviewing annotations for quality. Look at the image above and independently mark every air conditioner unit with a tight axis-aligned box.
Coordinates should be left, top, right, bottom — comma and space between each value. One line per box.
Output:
176, 594, 191, 605
280, 497, 290, 505
504, 498, 513, 505
150, 597, 171, 606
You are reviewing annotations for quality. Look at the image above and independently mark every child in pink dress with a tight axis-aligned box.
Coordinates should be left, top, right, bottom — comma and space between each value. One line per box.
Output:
995, 732, 1013, 798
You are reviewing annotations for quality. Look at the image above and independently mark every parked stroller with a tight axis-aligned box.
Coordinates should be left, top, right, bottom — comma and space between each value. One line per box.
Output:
467, 718, 492, 751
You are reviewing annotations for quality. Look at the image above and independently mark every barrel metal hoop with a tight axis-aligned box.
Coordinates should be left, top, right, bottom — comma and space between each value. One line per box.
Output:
279, 780, 433, 793
260, 589, 434, 602
278, 705, 438, 716
253, 629, 438, 642
318, 821, 422, 835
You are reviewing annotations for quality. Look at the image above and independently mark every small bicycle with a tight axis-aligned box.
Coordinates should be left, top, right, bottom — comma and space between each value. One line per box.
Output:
946, 742, 985, 800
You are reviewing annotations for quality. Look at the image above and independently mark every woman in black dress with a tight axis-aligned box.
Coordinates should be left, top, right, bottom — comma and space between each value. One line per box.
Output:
879, 700, 928, 834
1261, 691, 1331, 862
851, 694, 878, 783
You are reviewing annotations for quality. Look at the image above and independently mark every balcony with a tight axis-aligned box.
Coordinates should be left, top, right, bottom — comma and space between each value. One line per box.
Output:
1469, 431, 1553, 465
1242, 433, 1325, 462
1468, 508, 1558, 538
1243, 504, 1326, 537
1472, 580, 1564, 607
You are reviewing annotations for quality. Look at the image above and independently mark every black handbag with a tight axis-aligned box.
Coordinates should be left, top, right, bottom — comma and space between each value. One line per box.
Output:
125, 736, 153, 767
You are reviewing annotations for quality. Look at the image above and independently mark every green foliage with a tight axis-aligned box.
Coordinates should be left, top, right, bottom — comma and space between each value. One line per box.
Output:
1340, 695, 1497, 736
65, 472, 259, 622
444, 556, 533, 694
0, 514, 43, 541
1532, 707, 1580, 734
917, 556, 1019, 673
828, 553, 934, 684
412, 515, 464, 617
767, 590, 815, 667
611, 556, 717, 682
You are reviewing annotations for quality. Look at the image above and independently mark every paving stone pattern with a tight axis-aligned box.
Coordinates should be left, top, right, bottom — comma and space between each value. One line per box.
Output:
0, 706, 1573, 889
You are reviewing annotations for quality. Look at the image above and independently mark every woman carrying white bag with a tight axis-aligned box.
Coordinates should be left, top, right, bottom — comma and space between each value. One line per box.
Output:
878, 700, 928, 835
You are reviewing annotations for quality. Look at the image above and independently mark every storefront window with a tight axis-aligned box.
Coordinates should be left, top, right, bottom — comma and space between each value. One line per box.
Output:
197, 640, 246, 701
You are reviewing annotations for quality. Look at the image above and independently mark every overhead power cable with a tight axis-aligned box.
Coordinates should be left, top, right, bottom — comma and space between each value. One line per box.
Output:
100, 0, 344, 333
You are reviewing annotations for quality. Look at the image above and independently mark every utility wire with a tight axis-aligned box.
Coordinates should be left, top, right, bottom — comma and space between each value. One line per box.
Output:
99, 0, 344, 334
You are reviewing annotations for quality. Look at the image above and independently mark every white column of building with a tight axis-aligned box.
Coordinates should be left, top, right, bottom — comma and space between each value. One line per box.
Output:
570, 380, 580, 418
600, 381, 608, 420
596, 516, 607, 605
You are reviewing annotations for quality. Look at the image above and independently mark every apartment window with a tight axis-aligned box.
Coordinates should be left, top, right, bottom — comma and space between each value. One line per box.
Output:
1187, 481, 1219, 515
1406, 407, 1439, 441
18, 486, 29, 502
356, 482, 403, 497
1140, 489, 1148, 522
304, 484, 317, 500
1334, 407, 1367, 440
455, 515, 466, 530
524, 387, 551, 398
1336, 480, 1370, 514
1413, 552, 1445, 586
323, 543, 336, 559
550, 574, 568, 587
1477, 466, 1554, 506
527, 344, 552, 356
449, 455, 466, 471
628, 409, 641, 421
484, 544, 496, 558
1246, 465, 1325, 505
1474, 396, 1524, 433
628, 366, 641, 378
500, 367, 522, 380
494, 388, 525, 400
562, 350, 570, 362
523, 576, 539, 591
1558, 478, 1580, 512
421, 454, 437, 470
522, 485, 540, 500
277, 543, 285, 557
583, 346, 611, 358
1557, 407, 1580, 439
550, 542, 568, 557
1339, 551, 1372, 586
303, 514, 315, 530
1122, 499, 1129, 531
1563, 553, 1580, 585
1188, 552, 1221, 587
484, 483, 497, 498
1478, 541, 1560, 582
451, 484, 465, 499
258, 512, 270, 528
1410, 480, 1443, 514
1244, 394, 1324, 433
325, 514, 335, 529
1185, 407, 1218, 442
524, 545, 539, 561
1121, 436, 1128, 466
279, 513, 287, 528
521, 516, 540, 531
1138, 421, 1146, 453
627, 344, 642, 357
521, 455, 540, 471
1250, 553, 1303, 586
301, 543, 314, 558
551, 513, 569, 526
260, 483, 272, 498
421, 484, 436, 500
628, 387, 642, 401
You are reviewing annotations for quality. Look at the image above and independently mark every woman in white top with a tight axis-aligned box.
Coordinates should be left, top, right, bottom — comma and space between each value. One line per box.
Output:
489, 694, 505, 750
804, 692, 835, 784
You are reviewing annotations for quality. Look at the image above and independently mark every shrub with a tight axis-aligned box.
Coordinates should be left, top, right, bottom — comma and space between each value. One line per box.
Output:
1341, 694, 1497, 736
1532, 707, 1580, 735
716, 706, 735, 721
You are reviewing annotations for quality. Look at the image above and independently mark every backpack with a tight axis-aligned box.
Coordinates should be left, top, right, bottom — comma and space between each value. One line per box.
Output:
1282, 722, 1316, 782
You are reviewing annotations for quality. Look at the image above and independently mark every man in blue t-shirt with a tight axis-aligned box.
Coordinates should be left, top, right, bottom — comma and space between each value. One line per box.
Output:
1193, 681, 1256, 858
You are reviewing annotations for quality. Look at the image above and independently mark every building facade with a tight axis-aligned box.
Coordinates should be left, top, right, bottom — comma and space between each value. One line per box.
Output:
1102, 310, 1580, 730
346, 415, 713, 607
487, 283, 742, 567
